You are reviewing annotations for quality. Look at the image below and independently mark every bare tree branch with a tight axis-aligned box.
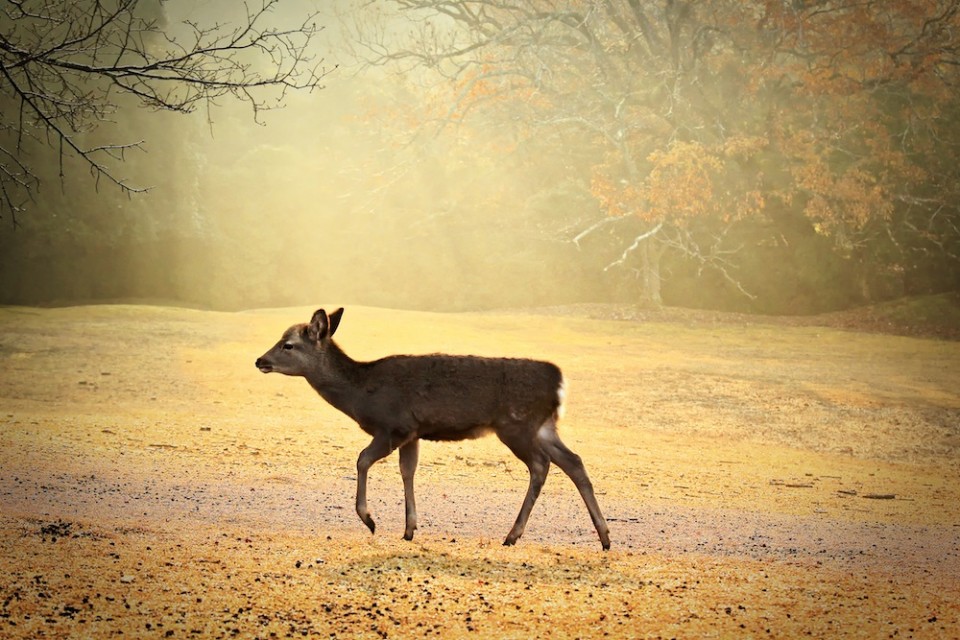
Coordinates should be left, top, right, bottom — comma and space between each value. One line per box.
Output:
604, 220, 663, 271
572, 214, 622, 248
0, 0, 333, 225
659, 225, 758, 300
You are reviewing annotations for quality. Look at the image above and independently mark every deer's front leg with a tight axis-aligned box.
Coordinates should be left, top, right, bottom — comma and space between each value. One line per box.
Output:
355, 433, 394, 534
399, 439, 420, 541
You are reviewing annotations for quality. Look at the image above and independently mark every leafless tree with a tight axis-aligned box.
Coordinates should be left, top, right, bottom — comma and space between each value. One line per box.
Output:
0, 0, 331, 225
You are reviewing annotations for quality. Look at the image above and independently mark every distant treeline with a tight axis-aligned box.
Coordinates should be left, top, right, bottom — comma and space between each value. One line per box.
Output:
0, 97, 956, 314
0, 161, 954, 315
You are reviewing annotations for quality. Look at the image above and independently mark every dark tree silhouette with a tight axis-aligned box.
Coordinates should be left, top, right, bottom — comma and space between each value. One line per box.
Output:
0, 0, 330, 224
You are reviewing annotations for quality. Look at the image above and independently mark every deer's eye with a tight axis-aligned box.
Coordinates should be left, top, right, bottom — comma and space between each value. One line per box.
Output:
282, 343, 294, 350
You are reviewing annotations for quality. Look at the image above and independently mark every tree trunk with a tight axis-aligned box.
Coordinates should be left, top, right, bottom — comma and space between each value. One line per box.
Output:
638, 239, 663, 308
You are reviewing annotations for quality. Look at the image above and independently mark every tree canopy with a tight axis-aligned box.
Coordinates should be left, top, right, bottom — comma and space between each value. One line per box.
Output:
350, 0, 960, 306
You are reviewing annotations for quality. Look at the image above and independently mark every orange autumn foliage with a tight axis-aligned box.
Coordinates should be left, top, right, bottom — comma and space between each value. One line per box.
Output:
592, 139, 766, 226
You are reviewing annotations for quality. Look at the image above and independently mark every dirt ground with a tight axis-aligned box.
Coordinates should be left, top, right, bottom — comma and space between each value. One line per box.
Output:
1, 304, 958, 639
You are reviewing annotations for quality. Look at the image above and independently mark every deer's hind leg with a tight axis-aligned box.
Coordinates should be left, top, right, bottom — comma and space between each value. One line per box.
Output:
537, 418, 611, 550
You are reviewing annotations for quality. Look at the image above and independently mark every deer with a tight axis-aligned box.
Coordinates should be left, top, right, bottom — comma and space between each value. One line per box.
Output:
255, 308, 611, 550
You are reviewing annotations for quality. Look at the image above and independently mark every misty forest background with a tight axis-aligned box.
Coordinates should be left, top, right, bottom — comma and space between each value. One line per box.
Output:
2, 1, 959, 315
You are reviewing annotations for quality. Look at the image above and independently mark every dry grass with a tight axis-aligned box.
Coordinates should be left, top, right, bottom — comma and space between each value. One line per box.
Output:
1, 304, 958, 638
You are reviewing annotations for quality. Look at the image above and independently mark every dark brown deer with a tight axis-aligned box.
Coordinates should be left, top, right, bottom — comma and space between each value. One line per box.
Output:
255, 308, 610, 550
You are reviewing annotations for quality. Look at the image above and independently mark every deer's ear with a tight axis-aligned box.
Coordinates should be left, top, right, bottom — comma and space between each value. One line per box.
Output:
327, 308, 344, 337
307, 309, 329, 343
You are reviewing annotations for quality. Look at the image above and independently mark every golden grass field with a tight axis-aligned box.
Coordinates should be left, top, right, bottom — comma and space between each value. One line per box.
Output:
1, 304, 958, 639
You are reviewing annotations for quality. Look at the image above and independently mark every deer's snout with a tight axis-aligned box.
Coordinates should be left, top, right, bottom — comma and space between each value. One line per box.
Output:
255, 357, 273, 373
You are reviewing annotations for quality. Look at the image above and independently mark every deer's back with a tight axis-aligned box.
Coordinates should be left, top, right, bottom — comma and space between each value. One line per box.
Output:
359, 354, 563, 440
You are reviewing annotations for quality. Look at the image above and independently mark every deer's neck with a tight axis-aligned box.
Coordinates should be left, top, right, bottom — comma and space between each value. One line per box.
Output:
306, 341, 366, 420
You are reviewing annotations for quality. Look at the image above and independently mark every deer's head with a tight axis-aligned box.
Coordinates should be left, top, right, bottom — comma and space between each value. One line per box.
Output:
255, 308, 343, 376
